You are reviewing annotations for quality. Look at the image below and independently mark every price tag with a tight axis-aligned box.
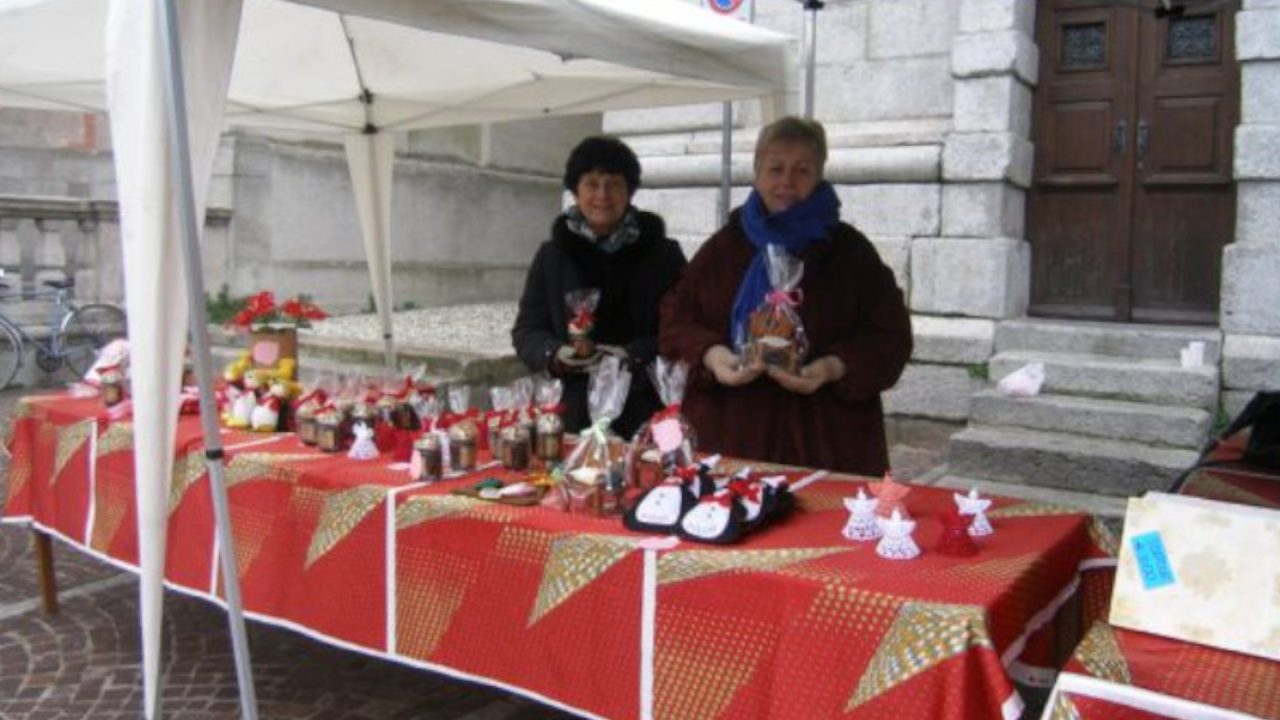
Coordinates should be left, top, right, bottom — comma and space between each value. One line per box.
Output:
1130, 531, 1176, 590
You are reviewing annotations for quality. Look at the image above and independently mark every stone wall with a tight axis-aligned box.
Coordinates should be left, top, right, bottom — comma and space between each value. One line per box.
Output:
1222, 0, 1280, 416
0, 108, 591, 314
606, 0, 1025, 423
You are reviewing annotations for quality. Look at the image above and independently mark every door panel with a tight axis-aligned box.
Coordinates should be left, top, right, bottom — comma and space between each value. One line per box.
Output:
1029, 2, 1137, 319
1131, 3, 1238, 323
1028, 0, 1239, 324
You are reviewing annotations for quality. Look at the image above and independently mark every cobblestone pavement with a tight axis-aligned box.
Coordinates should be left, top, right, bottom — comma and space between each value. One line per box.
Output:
0, 386, 950, 720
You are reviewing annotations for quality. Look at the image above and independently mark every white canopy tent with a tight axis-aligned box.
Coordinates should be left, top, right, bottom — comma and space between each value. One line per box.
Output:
0, 1, 796, 717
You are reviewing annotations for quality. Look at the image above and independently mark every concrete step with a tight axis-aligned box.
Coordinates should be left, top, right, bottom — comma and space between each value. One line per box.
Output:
996, 318, 1222, 364
949, 425, 1200, 497
989, 350, 1219, 410
969, 390, 1212, 449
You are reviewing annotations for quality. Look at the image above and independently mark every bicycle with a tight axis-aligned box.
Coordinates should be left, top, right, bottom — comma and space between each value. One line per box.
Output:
0, 276, 128, 391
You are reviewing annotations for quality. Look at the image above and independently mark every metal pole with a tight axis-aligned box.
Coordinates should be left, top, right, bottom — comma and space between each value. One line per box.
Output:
802, 0, 823, 119
717, 102, 732, 226
715, 0, 757, 226
153, 1, 260, 719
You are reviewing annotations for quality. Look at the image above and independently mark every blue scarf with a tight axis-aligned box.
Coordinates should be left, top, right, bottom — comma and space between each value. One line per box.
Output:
728, 182, 841, 348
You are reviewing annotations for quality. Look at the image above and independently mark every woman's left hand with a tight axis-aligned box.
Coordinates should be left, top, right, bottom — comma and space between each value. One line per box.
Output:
767, 355, 846, 395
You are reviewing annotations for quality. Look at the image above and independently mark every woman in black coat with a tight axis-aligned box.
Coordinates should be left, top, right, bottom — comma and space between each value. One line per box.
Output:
511, 136, 686, 438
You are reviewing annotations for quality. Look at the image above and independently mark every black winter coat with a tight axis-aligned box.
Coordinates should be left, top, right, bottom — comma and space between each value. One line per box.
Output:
512, 210, 687, 438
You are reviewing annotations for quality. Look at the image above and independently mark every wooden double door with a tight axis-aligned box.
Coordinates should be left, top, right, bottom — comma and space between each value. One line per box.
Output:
1029, 0, 1240, 324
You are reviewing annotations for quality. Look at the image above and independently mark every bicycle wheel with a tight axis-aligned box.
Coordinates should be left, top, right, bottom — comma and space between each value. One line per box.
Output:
0, 321, 22, 391
61, 303, 128, 378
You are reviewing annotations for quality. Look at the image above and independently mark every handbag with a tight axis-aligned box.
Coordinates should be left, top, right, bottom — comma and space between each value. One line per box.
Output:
1225, 391, 1280, 470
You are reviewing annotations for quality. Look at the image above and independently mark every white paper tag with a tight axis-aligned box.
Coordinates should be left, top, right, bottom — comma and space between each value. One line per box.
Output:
652, 418, 683, 454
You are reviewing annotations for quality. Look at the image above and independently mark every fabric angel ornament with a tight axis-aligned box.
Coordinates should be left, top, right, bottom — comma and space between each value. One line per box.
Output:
875, 509, 920, 560
842, 488, 882, 542
953, 488, 994, 537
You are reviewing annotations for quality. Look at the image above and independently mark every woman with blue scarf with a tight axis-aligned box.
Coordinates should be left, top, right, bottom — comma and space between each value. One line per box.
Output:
659, 117, 911, 475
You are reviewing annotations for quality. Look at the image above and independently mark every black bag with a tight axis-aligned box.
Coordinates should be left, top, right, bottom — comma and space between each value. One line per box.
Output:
1170, 391, 1280, 493
1225, 391, 1280, 470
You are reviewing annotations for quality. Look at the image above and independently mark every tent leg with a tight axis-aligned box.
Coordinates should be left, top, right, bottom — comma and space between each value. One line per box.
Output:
34, 529, 59, 615
155, 0, 259, 718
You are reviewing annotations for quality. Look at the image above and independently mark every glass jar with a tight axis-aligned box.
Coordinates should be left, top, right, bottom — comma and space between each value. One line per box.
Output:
414, 434, 443, 481
499, 424, 531, 471
535, 412, 564, 463
449, 420, 478, 472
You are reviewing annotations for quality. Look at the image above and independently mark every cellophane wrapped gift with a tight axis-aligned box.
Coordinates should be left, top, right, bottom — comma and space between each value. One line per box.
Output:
559, 355, 631, 516
564, 288, 601, 359
534, 377, 565, 464
487, 385, 514, 458
377, 371, 418, 429
315, 375, 359, 452
746, 244, 808, 373
446, 384, 479, 471
626, 358, 696, 492
510, 376, 536, 441
294, 372, 337, 445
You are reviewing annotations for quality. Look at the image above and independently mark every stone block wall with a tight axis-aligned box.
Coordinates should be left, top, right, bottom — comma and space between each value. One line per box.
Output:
606, 0, 1033, 424
0, 107, 586, 314
1222, 0, 1280, 417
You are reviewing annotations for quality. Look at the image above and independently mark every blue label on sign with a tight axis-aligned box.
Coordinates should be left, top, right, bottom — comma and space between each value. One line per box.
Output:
708, 0, 744, 13
1130, 531, 1176, 590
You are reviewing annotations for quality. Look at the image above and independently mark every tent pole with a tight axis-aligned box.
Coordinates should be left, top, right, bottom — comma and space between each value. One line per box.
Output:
801, 0, 824, 119
718, 102, 732, 227
154, 1, 260, 719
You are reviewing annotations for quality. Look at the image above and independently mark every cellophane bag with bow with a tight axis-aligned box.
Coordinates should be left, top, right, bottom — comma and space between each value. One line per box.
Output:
625, 358, 696, 493
745, 244, 809, 373
558, 355, 631, 516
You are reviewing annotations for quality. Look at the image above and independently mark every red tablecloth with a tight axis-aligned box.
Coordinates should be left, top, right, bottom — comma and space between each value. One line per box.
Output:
3, 393, 1117, 720
1048, 622, 1280, 720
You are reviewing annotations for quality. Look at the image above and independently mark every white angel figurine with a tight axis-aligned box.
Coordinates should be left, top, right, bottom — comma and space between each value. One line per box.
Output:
953, 488, 994, 537
841, 488, 882, 542
347, 422, 379, 460
875, 509, 920, 560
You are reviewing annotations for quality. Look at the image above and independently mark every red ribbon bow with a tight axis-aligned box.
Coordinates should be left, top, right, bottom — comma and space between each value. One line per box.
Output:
673, 465, 700, 483
652, 403, 682, 422
571, 308, 595, 329
709, 490, 735, 508
765, 288, 803, 317
727, 479, 763, 504
297, 388, 328, 407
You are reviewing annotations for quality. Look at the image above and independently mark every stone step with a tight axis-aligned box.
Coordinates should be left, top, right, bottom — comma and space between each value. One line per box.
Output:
949, 425, 1200, 497
996, 318, 1222, 364
989, 350, 1219, 410
930, 474, 1129, 523
208, 326, 526, 390
969, 390, 1212, 449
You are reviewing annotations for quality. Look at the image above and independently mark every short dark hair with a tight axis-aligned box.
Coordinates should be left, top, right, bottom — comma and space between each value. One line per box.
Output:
563, 136, 641, 196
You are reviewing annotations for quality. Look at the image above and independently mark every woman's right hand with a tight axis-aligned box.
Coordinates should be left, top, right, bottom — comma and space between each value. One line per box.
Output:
702, 345, 764, 387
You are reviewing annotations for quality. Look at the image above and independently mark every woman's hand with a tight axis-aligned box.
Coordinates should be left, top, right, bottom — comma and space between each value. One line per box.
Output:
767, 355, 846, 395
702, 345, 764, 387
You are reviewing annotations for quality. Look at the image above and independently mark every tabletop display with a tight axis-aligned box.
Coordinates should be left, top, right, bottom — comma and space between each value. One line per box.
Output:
3, 391, 1118, 720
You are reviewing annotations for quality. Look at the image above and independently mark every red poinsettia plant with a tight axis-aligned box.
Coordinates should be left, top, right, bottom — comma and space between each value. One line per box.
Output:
226, 291, 329, 331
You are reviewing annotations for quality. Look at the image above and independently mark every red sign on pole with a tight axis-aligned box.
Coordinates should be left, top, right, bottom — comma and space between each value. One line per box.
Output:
702, 0, 753, 20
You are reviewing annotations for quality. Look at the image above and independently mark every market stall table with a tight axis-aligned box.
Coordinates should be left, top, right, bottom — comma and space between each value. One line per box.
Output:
3, 392, 1117, 719
1043, 622, 1280, 720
